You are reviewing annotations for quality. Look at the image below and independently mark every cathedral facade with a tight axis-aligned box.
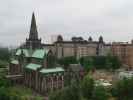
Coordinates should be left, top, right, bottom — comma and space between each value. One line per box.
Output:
8, 13, 65, 95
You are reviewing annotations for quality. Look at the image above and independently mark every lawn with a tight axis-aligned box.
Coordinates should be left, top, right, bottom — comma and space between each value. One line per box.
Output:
8, 86, 44, 100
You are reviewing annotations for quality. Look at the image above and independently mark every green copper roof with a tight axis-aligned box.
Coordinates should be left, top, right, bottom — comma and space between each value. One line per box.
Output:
25, 63, 41, 71
16, 49, 29, 57
32, 49, 49, 59
40, 67, 64, 75
11, 60, 19, 65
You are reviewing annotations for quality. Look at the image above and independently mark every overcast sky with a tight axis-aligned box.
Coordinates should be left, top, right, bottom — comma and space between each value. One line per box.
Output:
1, 0, 133, 46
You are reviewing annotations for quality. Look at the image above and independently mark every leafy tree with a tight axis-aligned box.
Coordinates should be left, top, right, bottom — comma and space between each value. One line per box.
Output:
0, 78, 11, 100
49, 90, 62, 100
110, 56, 121, 69
113, 78, 133, 100
81, 74, 94, 100
79, 57, 93, 71
0, 47, 11, 61
0, 60, 8, 68
64, 72, 71, 86
106, 55, 121, 70
93, 56, 106, 69
92, 86, 110, 100
79, 56, 121, 70
67, 79, 81, 100
49, 80, 81, 100
58, 56, 78, 69
0, 78, 11, 88
0, 87, 10, 100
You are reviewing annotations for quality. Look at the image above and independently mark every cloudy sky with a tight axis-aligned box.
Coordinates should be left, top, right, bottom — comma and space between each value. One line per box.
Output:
1, 0, 133, 46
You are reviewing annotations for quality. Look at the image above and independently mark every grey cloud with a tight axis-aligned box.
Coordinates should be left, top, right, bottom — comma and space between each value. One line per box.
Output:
0, 0, 133, 46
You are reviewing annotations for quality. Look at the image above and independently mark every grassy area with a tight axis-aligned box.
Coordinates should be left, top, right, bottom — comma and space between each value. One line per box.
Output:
8, 86, 44, 100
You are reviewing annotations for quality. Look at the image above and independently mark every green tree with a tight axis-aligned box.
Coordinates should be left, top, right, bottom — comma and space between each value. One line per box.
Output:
49, 80, 81, 100
79, 57, 93, 71
79, 56, 121, 70
93, 56, 106, 69
0, 47, 11, 61
0, 87, 10, 100
58, 56, 78, 69
110, 56, 121, 69
92, 86, 110, 100
81, 74, 94, 100
49, 90, 62, 100
0, 78, 11, 100
106, 55, 121, 70
113, 78, 133, 100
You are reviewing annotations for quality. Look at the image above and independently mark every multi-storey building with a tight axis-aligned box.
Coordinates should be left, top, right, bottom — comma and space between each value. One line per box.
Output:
50, 35, 112, 59
111, 42, 133, 69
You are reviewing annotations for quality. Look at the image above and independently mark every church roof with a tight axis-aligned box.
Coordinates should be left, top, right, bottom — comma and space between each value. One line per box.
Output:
25, 63, 41, 71
11, 60, 19, 65
16, 49, 29, 57
32, 49, 49, 59
15, 48, 49, 59
40, 67, 64, 75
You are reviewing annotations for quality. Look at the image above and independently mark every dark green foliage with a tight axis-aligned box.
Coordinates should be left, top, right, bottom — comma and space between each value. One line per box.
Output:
112, 78, 133, 100
106, 56, 121, 70
93, 56, 106, 69
49, 90, 62, 100
64, 72, 71, 86
50, 74, 112, 100
58, 56, 78, 68
81, 74, 94, 99
92, 86, 110, 100
0, 87, 10, 100
0, 47, 11, 61
0, 60, 8, 68
68, 80, 81, 100
79, 56, 121, 70
64, 82, 81, 100
49, 80, 81, 100
0, 47, 11, 68
0, 77, 11, 100
0, 78, 11, 88
79, 57, 93, 71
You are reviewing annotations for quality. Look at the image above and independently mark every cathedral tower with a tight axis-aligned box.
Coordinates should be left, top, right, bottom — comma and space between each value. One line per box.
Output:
26, 13, 41, 49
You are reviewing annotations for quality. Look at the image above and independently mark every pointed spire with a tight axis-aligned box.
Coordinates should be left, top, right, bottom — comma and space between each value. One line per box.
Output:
99, 36, 103, 43
29, 12, 38, 40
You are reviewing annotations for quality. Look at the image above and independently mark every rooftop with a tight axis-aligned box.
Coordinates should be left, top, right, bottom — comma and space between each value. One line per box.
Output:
15, 48, 49, 59
40, 67, 64, 75
25, 63, 41, 71
32, 49, 49, 59
11, 60, 19, 65
16, 49, 29, 57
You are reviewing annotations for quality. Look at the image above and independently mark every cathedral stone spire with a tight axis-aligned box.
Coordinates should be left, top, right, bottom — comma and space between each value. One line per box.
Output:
25, 13, 41, 49
29, 12, 38, 40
